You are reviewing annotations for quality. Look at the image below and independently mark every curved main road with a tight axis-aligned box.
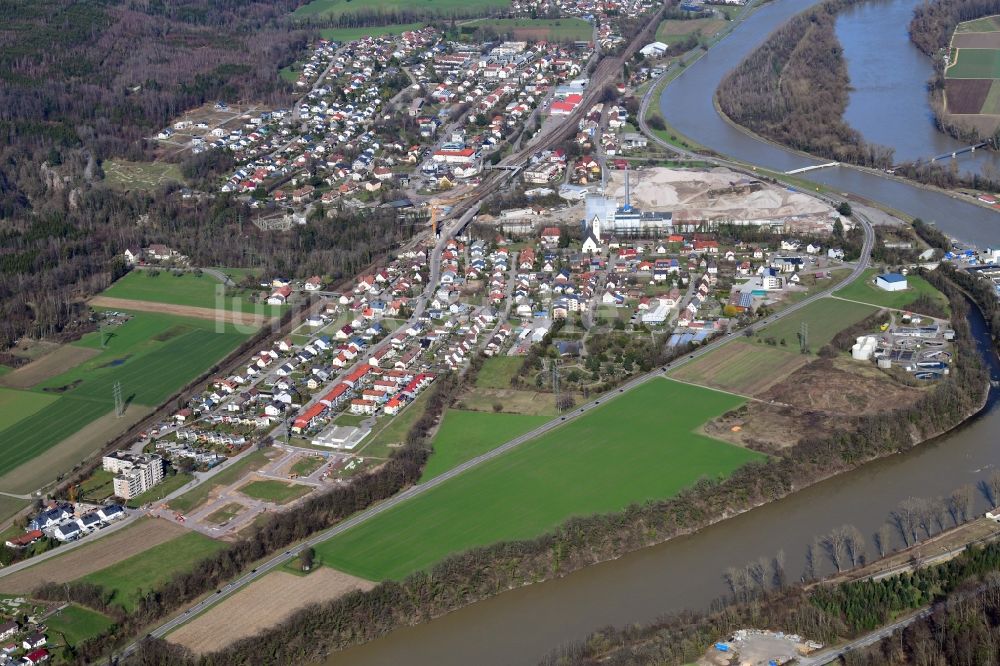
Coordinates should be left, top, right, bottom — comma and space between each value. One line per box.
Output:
122, 8, 878, 655
123, 205, 873, 659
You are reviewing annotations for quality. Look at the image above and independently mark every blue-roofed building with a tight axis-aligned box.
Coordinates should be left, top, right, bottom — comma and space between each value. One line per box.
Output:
876, 273, 908, 292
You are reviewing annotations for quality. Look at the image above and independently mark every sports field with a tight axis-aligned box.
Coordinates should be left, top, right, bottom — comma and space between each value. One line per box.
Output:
670, 339, 810, 396
421, 410, 550, 481
80, 531, 225, 611
319, 22, 425, 41
45, 604, 114, 647
103, 270, 278, 315
463, 18, 592, 42
833, 268, 949, 314
239, 480, 311, 504
317, 379, 761, 581
0, 312, 248, 480
103, 160, 183, 191
755, 297, 876, 352
292, 0, 508, 19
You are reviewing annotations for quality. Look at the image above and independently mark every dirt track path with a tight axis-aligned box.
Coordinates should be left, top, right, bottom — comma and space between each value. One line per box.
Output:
90, 296, 270, 327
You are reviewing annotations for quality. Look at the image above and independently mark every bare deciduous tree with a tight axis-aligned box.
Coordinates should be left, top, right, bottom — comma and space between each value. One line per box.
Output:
951, 484, 974, 524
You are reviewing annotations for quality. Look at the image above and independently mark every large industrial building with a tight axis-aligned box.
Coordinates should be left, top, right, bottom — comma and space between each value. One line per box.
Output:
582, 170, 672, 239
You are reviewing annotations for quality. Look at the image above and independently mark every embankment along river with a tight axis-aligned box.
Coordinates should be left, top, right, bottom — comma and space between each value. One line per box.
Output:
317, 2, 1000, 662
662, 0, 1000, 247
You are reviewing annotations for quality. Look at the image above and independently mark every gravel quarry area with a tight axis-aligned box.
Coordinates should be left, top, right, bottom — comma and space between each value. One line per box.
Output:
603, 167, 842, 233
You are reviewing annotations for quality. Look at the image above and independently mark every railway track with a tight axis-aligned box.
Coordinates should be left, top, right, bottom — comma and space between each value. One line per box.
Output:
447, 4, 667, 222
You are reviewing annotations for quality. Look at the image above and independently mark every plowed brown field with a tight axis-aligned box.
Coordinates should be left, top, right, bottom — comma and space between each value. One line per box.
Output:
167, 568, 374, 653
0, 518, 187, 593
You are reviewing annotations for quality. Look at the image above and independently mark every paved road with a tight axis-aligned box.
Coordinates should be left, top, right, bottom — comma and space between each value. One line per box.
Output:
121, 205, 873, 657
120, 6, 873, 653
798, 609, 927, 666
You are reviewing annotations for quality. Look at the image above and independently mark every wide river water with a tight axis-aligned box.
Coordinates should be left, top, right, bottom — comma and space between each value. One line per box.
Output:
323, 1, 1000, 663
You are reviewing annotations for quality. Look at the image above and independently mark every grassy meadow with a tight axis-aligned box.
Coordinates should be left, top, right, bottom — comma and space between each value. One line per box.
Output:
317, 379, 760, 580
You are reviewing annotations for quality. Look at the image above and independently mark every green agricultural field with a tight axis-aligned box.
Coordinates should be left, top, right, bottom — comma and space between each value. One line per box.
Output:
103, 270, 280, 315
0, 387, 57, 430
0, 496, 28, 524
834, 269, 950, 314
463, 18, 592, 42
957, 15, 1000, 32
168, 449, 273, 513
292, 0, 509, 19
757, 297, 877, 353
80, 532, 225, 612
981, 79, 1000, 114
655, 17, 726, 45
239, 480, 310, 504
0, 396, 112, 477
103, 160, 183, 191
0, 313, 249, 478
125, 473, 193, 508
317, 379, 761, 581
320, 22, 426, 41
670, 339, 809, 396
948, 48, 1000, 78
421, 410, 550, 481
474, 356, 523, 389
45, 604, 113, 647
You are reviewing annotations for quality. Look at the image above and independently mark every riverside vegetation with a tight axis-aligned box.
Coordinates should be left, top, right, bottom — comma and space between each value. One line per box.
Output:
540, 534, 1000, 665
716, 0, 1000, 191
112, 268, 990, 666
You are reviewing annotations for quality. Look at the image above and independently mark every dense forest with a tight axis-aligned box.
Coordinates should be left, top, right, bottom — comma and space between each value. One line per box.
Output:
716, 0, 896, 169
109, 270, 990, 666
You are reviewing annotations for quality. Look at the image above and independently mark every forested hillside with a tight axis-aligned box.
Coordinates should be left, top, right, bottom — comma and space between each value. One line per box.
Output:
0, 0, 425, 349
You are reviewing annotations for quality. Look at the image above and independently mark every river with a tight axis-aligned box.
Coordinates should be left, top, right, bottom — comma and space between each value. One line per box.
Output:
320, 2, 1000, 664
660, 0, 1000, 248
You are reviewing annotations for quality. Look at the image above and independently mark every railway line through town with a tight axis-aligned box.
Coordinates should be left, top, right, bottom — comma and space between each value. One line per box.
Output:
115, 4, 882, 654
120, 191, 874, 660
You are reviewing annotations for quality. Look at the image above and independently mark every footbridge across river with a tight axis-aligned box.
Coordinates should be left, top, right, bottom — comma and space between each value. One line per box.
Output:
785, 161, 839, 175
895, 141, 992, 170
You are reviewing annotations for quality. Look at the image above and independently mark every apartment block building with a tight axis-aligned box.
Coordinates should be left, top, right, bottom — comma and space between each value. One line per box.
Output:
104, 453, 166, 500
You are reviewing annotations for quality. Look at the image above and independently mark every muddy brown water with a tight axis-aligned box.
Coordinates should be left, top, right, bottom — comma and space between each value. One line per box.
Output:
321, 1, 1000, 661
324, 311, 998, 665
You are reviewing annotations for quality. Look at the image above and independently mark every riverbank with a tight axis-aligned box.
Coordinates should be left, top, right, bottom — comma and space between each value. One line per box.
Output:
657, 0, 1000, 227
125, 270, 993, 666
